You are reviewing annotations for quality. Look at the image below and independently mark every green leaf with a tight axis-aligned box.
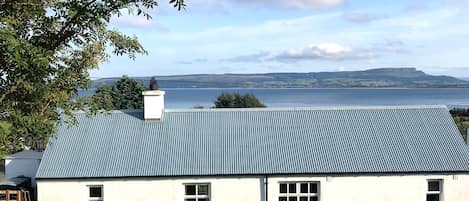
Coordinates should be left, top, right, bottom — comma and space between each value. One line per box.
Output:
0, 0, 184, 153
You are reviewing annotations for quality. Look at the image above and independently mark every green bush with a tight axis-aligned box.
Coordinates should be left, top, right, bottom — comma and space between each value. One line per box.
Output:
214, 92, 266, 108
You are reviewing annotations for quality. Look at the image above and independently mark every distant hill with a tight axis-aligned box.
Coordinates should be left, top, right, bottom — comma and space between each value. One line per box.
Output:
460, 77, 469, 82
91, 68, 469, 88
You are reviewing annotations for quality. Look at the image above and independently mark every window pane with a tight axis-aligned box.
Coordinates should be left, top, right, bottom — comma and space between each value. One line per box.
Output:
310, 196, 318, 201
9, 194, 17, 200
198, 185, 209, 195
0, 194, 6, 200
289, 197, 297, 201
427, 194, 439, 201
89, 187, 102, 198
279, 197, 287, 201
310, 183, 318, 193
428, 181, 440, 191
198, 199, 209, 201
280, 184, 287, 193
186, 185, 196, 195
185, 199, 196, 201
300, 197, 308, 201
289, 183, 296, 193
300, 183, 308, 193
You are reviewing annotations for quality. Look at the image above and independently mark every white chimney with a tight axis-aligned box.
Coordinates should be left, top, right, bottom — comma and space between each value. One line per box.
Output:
142, 90, 165, 120
142, 77, 165, 120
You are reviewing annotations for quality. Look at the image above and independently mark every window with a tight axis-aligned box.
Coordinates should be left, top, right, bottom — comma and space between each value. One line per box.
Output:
427, 180, 442, 201
88, 186, 103, 201
185, 184, 210, 201
279, 182, 319, 201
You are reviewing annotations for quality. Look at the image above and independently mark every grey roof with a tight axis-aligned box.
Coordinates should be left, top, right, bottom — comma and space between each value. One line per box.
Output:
36, 105, 469, 179
4, 150, 43, 160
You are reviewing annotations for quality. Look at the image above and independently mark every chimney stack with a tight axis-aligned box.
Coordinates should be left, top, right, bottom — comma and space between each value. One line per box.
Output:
142, 77, 165, 120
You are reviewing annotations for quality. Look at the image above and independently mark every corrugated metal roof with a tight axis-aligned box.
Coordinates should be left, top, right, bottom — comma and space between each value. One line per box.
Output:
5, 150, 43, 160
36, 105, 469, 179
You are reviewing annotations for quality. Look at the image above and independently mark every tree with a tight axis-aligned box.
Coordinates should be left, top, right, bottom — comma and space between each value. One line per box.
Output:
450, 108, 469, 142
91, 76, 147, 110
214, 92, 266, 108
0, 0, 185, 153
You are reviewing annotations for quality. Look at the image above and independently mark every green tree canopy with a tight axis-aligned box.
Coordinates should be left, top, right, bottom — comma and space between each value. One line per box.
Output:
0, 0, 185, 153
450, 108, 469, 142
214, 92, 266, 108
91, 76, 147, 110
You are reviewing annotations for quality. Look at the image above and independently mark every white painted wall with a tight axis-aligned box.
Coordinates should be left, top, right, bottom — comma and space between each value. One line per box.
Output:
37, 173, 469, 201
37, 177, 262, 201
268, 174, 469, 201
5, 158, 41, 187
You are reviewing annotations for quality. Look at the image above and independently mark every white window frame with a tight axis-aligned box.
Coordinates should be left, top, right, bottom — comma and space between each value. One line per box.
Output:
279, 182, 320, 201
184, 183, 211, 201
427, 179, 443, 201
87, 185, 103, 201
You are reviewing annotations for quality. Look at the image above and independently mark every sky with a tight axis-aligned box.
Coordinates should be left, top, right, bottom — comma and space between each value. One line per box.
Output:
90, 0, 469, 78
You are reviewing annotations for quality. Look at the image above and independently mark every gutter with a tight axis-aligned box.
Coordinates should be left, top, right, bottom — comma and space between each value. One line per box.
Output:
265, 175, 268, 201
35, 170, 469, 180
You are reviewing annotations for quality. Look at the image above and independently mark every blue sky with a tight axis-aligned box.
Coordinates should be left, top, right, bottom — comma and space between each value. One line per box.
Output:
90, 0, 469, 78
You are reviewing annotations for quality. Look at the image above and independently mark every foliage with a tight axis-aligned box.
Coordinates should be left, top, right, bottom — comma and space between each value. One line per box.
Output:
91, 75, 147, 110
193, 105, 204, 109
450, 108, 469, 116
0, 0, 185, 153
450, 108, 469, 142
214, 92, 266, 108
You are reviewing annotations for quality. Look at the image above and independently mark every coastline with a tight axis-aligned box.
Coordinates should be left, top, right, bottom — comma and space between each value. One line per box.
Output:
83, 87, 469, 91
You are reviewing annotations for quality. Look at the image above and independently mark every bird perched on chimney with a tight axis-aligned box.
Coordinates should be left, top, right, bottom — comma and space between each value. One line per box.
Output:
149, 77, 159, 90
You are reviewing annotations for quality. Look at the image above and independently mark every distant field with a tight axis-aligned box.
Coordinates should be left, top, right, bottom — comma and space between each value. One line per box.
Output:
91, 68, 469, 89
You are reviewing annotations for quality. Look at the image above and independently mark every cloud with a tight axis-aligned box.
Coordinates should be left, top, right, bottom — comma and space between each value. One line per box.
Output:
371, 39, 408, 54
223, 40, 409, 63
403, 2, 428, 12
228, 0, 344, 9
372, 39, 405, 49
156, 0, 343, 13
272, 43, 372, 62
164, 13, 339, 42
342, 12, 381, 23
176, 58, 209, 65
110, 15, 170, 32
223, 43, 373, 63
445, 0, 469, 7
444, 0, 469, 16
186, 0, 230, 13
222, 51, 271, 62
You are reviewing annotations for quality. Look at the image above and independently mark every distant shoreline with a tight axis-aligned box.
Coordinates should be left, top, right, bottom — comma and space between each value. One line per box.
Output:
82, 87, 469, 91
90, 68, 469, 89
78, 88, 469, 108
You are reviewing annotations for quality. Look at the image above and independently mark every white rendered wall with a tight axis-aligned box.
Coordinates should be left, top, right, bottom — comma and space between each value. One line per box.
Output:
268, 174, 469, 201
37, 174, 469, 201
5, 158, 41, 187
37, 177, 262, 201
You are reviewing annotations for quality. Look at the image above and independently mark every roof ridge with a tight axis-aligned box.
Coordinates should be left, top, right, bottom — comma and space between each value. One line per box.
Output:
72, 105, 448, 114
164, 105, 448, 113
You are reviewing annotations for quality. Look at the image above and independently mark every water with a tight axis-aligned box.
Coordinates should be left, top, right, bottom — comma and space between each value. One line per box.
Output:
79, 88, 469, 109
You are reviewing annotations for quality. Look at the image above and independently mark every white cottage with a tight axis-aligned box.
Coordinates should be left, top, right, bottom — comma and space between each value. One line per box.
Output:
36, 89, 469, 201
